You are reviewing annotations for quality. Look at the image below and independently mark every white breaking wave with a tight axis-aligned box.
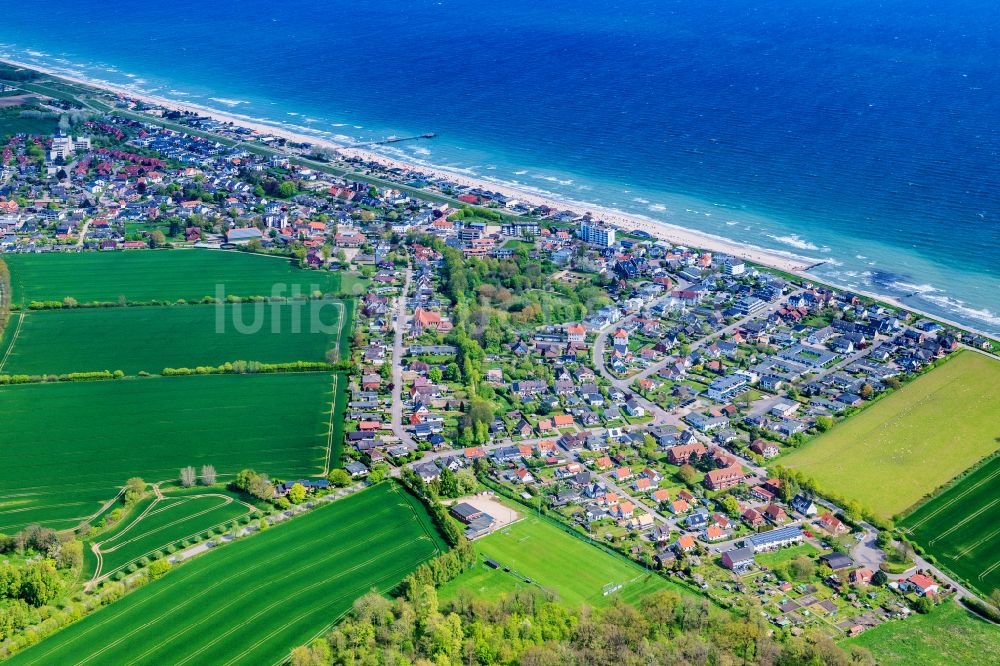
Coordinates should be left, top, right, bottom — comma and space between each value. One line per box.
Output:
536, 175, 575, 186
890, 281, 939, 294
921, 294, 1000, 328
648, 204, 667, 212
209, 97, 246, 107
766, 234, 820, 251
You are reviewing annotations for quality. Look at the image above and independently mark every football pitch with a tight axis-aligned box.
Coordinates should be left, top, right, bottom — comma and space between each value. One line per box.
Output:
781, 351, 1000, 519
0, 300, 348, 376
0, 372, 337, 532
900, 455, 1000, 598
8, 483, 446, 666
439, 512, 683, 608
3, 249, 342, 304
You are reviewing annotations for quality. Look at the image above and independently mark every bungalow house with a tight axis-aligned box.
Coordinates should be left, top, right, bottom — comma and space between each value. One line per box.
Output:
669, 499, 690, 515
850, 568, 874, 585
464, 446, 487, 459
791, 495, 818, 517
552, 414, 574, 428
742, 508, 766, 528
673, 534, 697, 554
626, 513, 655, 530
750, 439, 780, 459
703, 524, 726, 542
611, 501, 636, 519
905, 573, 939, 597
633, 477, 652, 492
511, 468, 535, 484
652, 488, 670, 504
685, 508, 710, 529
613, 467, 633, 482
818, 511, 848, 535
594, 456, 613, 470
763, 504, 788, 524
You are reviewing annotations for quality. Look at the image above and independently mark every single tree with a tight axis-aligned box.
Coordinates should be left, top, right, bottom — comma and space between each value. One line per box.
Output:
180, 466, 196, 487
200, 464, 217, 485
288, 483, 307, 504
328, 469, 352, 487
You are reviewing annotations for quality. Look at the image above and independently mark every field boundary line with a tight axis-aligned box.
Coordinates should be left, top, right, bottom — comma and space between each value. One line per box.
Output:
322, 373, 338, 476
0, 310, 25, 372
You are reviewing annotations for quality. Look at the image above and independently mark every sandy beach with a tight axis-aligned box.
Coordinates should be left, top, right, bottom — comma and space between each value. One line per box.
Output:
6, 56, 1000, 341
1, 56, 818, 273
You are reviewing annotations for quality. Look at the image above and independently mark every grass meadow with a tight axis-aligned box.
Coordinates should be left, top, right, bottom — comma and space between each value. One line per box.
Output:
0, 301, 346, 376
7, 484, 446, 666
842, 600, 1000, 666
781, 351, 1000, 519
0, 372, 336, 532
900, 455, 1000, 597
3, 249, 342, 304
438, 512, 684, 608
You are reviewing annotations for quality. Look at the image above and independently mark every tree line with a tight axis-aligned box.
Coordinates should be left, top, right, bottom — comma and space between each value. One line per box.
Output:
291, 584, 873, 666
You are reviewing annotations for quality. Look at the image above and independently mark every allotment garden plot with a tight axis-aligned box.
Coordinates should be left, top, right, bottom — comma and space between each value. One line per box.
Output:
900, 455, 1000, 598
3, 249, 341, 304
8, 484, 446, 666
781, 352, 1000, 519
0, 372, 335, 532
0, 300, 347, 376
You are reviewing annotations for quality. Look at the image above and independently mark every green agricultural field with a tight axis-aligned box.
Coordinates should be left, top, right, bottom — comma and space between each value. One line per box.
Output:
842, 599, 1000, 666
438, 512, 683, 608
0, 372, 337, 532
0, 301, 348, 376
781, 352, 1000, 519
3, 249, 342, 304
899, 456, 1000, 597
91, 491, 258, 582
8, 483, 446, 666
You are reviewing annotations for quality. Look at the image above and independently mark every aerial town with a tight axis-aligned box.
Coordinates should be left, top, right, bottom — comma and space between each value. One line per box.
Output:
1, 74, 997, 665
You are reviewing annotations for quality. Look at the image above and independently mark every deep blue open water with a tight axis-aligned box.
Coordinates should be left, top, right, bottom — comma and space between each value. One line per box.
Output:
1, 0, 997, 333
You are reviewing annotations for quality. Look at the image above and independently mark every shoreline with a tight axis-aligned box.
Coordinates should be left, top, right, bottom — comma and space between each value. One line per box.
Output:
0, 56, 817, 274
2, 56, 998, 342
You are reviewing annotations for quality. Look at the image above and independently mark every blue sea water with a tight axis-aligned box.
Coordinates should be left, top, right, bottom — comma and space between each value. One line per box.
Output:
1, 0, 998, 333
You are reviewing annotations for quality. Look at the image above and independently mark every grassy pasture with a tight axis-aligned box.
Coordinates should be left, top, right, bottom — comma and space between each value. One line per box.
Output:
92, 492, 257, 581
842, 600, 1000, 666
899, 455, 1000, 597
0, 301, 346, 376
438, 513, 681, 608
0, 372, 335, 532
781, 352, 1000, 519
8, 484, 446, 666
3, 249, 341, 304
